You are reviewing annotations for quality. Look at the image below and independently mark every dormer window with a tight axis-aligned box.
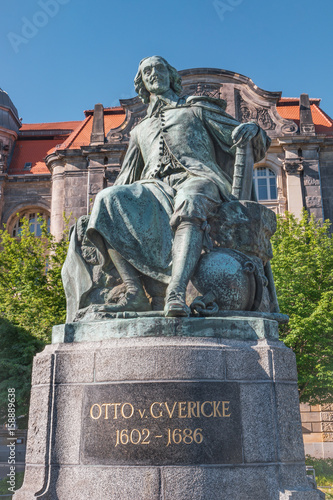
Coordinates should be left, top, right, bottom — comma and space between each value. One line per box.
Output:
23, 162, 32, 171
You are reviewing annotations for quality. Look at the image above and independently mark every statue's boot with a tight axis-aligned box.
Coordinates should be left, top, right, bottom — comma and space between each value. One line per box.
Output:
164, 221, 204, 317
107, 249, 151, 312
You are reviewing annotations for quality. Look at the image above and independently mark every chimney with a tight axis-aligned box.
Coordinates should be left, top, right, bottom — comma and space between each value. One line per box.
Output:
299, 93, 315, 135
90, 103, 105, 145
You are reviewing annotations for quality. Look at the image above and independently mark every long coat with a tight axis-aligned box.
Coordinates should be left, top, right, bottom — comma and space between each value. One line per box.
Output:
85, 95, 271, 283
115, 95, 270, 202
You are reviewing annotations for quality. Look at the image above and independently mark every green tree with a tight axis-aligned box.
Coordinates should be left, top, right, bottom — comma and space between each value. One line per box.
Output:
271, 211, 333, 403
0, 216, 69, 426
0, 319, 43, 427
0, 216, 68, 342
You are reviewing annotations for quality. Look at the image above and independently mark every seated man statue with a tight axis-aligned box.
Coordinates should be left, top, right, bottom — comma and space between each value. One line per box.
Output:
64, 56, 271, 319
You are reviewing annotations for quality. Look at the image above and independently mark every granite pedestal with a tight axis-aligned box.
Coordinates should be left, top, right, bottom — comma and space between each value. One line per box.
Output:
14, 317, 324, 499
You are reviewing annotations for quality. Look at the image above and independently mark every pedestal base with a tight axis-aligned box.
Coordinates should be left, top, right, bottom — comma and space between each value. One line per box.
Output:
14, 318, 324, 499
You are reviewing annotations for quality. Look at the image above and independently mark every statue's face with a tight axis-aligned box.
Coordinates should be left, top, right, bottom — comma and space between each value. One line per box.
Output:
140, 57, 170, 95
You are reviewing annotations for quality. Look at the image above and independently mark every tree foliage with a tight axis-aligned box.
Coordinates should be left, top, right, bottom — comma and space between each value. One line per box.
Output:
0, 319, 43, 427
0, 216, 68, 342
0, 216, 69, 426
271, 211, 333, 403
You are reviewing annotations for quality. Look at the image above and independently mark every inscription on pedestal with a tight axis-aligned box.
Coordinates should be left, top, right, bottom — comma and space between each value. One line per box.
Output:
81, 382, 242, 465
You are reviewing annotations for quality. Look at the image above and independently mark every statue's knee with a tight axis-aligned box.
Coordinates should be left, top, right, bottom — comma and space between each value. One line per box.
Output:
94, 185, 122, 205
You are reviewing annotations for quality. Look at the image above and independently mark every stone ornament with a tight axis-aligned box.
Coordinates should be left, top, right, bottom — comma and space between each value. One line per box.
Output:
283, 159, 304, 174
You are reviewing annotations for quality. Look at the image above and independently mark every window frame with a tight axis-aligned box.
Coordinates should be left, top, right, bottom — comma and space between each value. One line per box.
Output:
253, 166, 278, 201
11, 209, 50, 238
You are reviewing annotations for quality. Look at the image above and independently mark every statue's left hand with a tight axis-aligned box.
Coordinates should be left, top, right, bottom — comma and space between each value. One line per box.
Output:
231, 123, 259, 148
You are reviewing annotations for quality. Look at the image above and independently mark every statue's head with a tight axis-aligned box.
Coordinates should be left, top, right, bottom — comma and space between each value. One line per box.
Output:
134, 56, 182, 104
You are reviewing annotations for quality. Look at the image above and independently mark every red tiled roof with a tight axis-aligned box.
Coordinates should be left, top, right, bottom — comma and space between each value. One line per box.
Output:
9, 119, 87, 174
9, 139, 58, 175
104, 112, 126, 133
311, 106, 333, 134
7, 107, 126, 175
20, 121, 82, 131
277, 98, 333, 135
58, 115, 93, 150
56, 111, 126, 150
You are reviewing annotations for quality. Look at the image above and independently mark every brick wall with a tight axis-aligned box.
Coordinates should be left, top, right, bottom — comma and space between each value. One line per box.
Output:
300, 403, 333, 458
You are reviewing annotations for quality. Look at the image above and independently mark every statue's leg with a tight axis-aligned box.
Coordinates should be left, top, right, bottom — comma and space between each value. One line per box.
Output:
164, 220, 204, 317
106, 249, 151, 312
142, 276, 168, 311
163, 175, 221, 318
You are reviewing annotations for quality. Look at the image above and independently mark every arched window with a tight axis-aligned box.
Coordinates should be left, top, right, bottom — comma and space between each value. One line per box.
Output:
253, 167, 277, 201
12, 210, 50, 237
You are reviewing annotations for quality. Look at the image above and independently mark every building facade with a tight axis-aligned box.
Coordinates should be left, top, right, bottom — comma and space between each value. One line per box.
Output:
0, 68, 332, 458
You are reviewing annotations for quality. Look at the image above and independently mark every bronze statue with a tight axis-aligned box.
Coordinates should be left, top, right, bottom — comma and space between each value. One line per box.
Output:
62, 56, 276, 322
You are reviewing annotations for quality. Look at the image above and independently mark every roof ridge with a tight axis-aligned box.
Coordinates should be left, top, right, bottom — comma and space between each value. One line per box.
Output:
21, 120, 82, 129
84, 105, 125, 116
311, 103, 333, 127
59, 115, 92, 149
278, 97, 321, 103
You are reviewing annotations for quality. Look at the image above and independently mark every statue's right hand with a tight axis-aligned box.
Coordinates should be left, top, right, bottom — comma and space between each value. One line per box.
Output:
231, 123, 259, 149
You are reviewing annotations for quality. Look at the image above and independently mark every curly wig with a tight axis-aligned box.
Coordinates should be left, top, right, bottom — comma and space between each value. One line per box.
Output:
134, 56, 183, 104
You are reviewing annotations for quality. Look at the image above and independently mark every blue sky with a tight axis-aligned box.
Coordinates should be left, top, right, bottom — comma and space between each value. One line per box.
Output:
1, 0, 333, 123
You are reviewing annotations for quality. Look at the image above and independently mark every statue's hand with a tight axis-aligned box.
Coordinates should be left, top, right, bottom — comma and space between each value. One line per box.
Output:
231, 123, 259, 149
